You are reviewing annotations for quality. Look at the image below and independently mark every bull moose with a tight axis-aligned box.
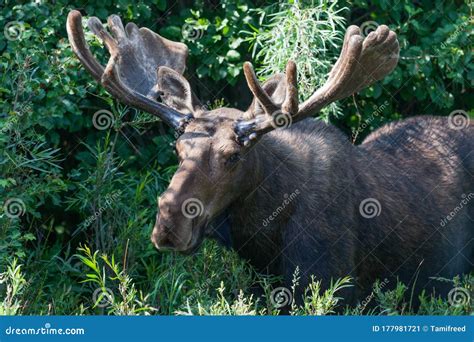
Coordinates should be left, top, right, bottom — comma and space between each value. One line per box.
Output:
66, 10, 473, 305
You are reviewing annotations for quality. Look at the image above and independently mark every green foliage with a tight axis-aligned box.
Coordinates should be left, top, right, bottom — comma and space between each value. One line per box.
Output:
161, 0, 256, 85
76, 244, 156, 315
338, 0, 473, 141
290, 275, 353, 315
246, 0, 347, 118
177, 283, 260, 315
0, 0, 472, 316
0, 259, 27, 315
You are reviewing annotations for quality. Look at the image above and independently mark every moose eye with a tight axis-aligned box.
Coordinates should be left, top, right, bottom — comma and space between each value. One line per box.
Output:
226, 153, 241, 165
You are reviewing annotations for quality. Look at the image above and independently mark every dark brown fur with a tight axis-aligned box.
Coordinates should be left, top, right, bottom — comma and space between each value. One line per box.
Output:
225, 115, 473, 303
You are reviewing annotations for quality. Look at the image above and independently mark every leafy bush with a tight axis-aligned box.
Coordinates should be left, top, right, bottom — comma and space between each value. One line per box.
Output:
337, 0, 473, 141
0, 0, 472, 316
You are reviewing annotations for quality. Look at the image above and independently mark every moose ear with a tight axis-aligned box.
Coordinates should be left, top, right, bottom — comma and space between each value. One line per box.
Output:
157, 66, 203, 115
244, 73, 287, 119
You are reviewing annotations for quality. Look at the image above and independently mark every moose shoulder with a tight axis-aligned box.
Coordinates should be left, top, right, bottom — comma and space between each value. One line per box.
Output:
67, 11, 473, 305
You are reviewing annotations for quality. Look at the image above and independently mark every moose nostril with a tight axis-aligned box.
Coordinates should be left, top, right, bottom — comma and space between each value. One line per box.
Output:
158, 235, 175, 249
152, 224, 176, 249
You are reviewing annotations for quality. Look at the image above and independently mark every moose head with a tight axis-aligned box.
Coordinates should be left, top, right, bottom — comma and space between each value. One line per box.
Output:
66, 10, 399, 253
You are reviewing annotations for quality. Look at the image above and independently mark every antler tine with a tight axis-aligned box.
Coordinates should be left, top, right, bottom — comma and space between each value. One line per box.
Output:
237, 60, 299, 145
281, 60, 298, 115
66, 11, 106, 85
243, 62, 279, 115
66, 10, 191, 129
236, 24, 399, 143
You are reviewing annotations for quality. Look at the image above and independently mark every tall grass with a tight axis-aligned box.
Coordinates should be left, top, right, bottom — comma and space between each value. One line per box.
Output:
3, 252, 471, 315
